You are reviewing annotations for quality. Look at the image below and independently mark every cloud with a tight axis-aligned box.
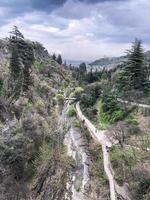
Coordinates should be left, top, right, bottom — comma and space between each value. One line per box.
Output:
0, 0, 150, 60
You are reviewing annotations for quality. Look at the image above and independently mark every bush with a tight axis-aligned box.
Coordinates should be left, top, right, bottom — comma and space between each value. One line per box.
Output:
56, 94, 64, 105
73, 119, 81, 127
67, 105, 76, 117
137, 178, 150, 199
0, 78, 3, 94
111, 110, 126, 123
100, 93, 127, 124
80, 82, 101, 108
73, 86, 84, 99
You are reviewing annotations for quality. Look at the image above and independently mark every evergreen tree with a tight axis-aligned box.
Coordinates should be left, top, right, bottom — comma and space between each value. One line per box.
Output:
10, 47, 22, 80
9, 26, 34, 96
57, 54, 62, 65
79, 62, 86, 74
78, 62, 87, 82
52, 53, 56, 61
118, 39, 149, 92
9, 26, 24, 39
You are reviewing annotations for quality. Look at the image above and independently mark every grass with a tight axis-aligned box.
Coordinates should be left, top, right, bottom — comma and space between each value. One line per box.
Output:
63, 123, 70, 134
110, 145, 150, 197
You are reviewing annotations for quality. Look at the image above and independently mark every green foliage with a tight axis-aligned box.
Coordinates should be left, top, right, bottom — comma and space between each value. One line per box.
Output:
84, 68, 111, 83
12, 125, 23, 136
67, 105, 76, 117
125, 115, 140, 135
78, 62, 87, 82
125, 115, 138, 125
9, 27, 35, 98
80, 82, 101, 108
52, 53, 56, 61
137, 178, 150, 199
117, 39, 150, 93
0, 78, 3, 94
72, 86, 84, 99
10, 47, 22, 79
73, 119, 81, 127
63, 123, 70, 134
74, 86, 84, 95
99, 93, 126, 124
79, 62, 86, 74
56, 54, 62, 65
56, 94, 64, 105
90, 144, 108, 184
10, 26, 24, 39
111, 147, 137, 184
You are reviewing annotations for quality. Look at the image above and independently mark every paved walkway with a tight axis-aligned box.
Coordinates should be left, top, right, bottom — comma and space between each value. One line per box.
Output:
76, 102, 131, 200
117, 98, 150, 109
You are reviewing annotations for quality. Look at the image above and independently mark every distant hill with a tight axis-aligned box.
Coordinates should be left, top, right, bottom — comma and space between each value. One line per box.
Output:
90, 56, 127, 67
90, 51, 150, 71
66, 60, 89, 67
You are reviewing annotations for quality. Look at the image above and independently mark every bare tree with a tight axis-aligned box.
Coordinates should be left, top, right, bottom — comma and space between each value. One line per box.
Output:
108, 121, 129, 147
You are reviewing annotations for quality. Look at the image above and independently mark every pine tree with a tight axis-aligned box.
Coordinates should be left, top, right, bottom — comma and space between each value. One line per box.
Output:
9, 26, 34, 95
78, 62, 87, 82
9, 26, 24, 39
118, 39, 149, 92
10, 47, 22, 80
57, 54, 62, 65
52, 53, 56, 61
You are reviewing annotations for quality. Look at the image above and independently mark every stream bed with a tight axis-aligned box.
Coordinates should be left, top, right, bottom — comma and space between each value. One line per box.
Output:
62, 101, 91, 200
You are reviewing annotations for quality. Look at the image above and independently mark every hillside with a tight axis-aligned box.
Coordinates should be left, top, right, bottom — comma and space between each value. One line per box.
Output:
0, 35, 74, 200
90, 55, 127, 68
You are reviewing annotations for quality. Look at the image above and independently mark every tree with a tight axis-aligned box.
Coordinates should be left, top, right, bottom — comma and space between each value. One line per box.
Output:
79, 62, 86, 73
57, 54, 62, 65
9, 26, 24, 39
9, 26, 34, 99
78, 62, 87, 82
109, 121, 129, 147
118, 39, 149, 92
9, 47, 22, 80
52, 53, 56, 61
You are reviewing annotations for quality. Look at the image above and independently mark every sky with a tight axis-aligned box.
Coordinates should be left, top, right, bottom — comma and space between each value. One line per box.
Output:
0, 0, 150, 61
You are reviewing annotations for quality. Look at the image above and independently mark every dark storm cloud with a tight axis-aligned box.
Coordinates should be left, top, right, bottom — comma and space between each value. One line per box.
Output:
0, 0, 126, 15
0, 0, 130, 28
79, 0, 126, 2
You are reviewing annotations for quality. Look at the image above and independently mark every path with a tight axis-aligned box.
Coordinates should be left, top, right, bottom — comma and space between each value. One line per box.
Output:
117, 98, 150, 109
76, 102, 130, 200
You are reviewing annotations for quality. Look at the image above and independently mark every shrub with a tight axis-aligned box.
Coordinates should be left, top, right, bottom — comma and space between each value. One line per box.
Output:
0, 78, 3, 94
67, 105, 76, 117
100, 93, 127, 124
73, 86, 84, 99
73, 119, 81, 127
111, 110, 126, 123
80, 82, 101, 108
137, 178, 150, 199
56, 94, 64, 105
